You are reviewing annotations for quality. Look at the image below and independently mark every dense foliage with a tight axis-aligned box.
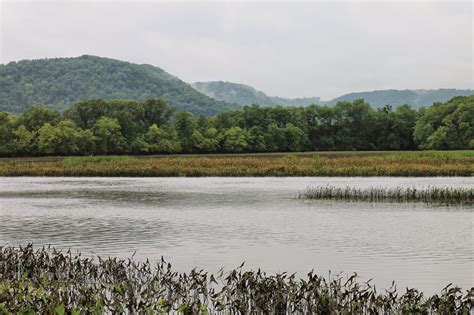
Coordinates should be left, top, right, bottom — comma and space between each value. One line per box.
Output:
0, 96, 472, 156
1, 245, 472, 314
0, 55, 233, 115
414, 96, 474, 149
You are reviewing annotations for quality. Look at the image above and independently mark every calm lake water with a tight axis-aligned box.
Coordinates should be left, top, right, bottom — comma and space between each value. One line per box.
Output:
0, 177, 472, 293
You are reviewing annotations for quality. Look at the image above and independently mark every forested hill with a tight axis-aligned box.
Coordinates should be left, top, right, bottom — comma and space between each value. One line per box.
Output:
192, 81, 472, 108
191, 81, 321, 106
0, 55, 234, 115
327, 89, 474, 108
2, 55, 471, 114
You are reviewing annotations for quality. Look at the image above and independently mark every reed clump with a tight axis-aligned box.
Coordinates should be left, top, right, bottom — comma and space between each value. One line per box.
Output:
0, 245, 472, 314
300, 186, 474, 204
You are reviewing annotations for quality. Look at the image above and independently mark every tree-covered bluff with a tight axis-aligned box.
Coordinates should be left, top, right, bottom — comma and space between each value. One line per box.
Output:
0, 95, 472, 156
192, 81, 473, 108
327, 89, 474, 108
0, 55, 234, 115
191, 81, 321, 107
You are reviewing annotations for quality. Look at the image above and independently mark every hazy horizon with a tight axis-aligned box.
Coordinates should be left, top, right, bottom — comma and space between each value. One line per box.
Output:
1, 1, 472, 99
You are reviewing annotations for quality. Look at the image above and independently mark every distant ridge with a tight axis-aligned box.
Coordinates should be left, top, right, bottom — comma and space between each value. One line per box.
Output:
192, 81, 473, 108
0, 55, 235, 115
327, 89, 474, 108
1, 55, 472, 114
192, 81, 321, 107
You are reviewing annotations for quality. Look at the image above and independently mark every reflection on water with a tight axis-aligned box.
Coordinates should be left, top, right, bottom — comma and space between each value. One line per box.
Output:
0, 177, 472, 293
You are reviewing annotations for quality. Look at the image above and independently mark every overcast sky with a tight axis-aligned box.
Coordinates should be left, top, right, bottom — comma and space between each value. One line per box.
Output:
1, 1, 472, 99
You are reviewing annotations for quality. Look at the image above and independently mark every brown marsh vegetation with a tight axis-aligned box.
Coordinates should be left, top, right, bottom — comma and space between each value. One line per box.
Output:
0, 151, 472, 177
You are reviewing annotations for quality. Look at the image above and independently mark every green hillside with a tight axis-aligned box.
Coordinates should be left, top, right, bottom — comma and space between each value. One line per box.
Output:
0, 55, 234, 115
328, 89, 473, 108
192, 81, 276, 105
192, 81, 472, 108
2, 56, 471, 114
192, 81, 321, 106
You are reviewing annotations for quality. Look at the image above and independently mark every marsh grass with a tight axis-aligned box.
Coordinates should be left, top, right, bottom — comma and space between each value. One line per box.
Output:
0, 151, 472, 176
63, 155, 132, 166
0, 245, 472, 314
300, 186, 474, 205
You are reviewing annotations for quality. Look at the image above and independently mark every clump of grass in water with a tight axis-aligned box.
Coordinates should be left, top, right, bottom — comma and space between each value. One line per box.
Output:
299, 185, 473, 205
0, 245, 472, 314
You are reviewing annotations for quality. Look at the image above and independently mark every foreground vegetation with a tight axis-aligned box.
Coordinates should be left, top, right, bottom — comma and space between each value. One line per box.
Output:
0, 151, 472, 176
300, 186, 473, 205
1, 245, 472, 314
0, 95, 473, 158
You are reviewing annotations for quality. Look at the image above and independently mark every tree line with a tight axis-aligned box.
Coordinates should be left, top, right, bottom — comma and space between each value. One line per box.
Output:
0, 96, 472, 156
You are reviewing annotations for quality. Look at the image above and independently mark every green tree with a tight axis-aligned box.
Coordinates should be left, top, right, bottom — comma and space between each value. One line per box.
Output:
92, 117, 125, 154
247, 126, 267, 152
64, 99, 108, 129
214, 112, 238, 130
391, 105, 417, 150
37, 120, 82, 155
196, 114, 210, 131
144, 124, 181, 153
143, 99, 175, 127
106, 100, 146, 143
265, 123, 285, 151
191, 127, 221, 152
333, 99, 377, 150
0, 112, 15, 154
76, 129, 96, 155
174, 112, 197, 152
20, 106, 61, 131
304, 105, 337, 150
241, 105, 271, 129
283, 123, 306, 151
414, 96, 474, 149
37, 123, 60, 154
269, 105, 292, 127
374, 105, 417, 150
223, 127, 248, 152
12, 125, 35, 155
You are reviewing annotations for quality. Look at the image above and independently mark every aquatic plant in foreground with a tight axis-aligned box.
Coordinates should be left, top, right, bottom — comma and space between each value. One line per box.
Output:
299, 186, 474, 205
0, 245, 472, 314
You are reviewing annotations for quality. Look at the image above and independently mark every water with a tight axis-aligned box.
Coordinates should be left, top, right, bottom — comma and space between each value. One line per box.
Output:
0, 177, 472, 293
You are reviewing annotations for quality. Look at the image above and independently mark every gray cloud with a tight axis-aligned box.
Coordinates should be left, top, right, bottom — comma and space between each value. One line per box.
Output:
1, 1, 472, 99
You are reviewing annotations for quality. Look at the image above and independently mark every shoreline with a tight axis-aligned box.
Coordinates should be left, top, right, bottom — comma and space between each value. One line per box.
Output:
0, 151, 472, 177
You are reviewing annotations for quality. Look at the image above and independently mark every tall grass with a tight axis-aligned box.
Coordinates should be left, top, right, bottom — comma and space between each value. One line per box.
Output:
63, 155, 131, 166
300, 186, 473, 204
0, 152, 472, 176
0, 245, 472, 314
